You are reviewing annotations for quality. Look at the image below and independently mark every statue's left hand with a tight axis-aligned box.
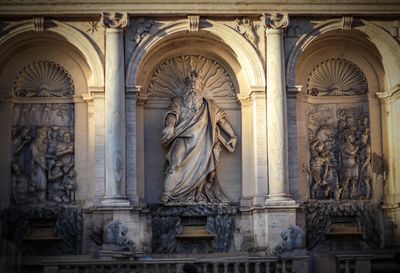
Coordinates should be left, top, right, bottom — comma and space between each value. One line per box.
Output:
161, 125, 175, 146
227, 136, 237, 151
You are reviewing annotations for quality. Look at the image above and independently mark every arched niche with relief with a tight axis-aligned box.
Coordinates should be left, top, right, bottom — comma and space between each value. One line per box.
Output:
293, 30, 386, 204
12, 60, 76, 205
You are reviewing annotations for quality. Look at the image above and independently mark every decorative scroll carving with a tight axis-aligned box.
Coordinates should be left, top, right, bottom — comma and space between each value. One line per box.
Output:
159, 71, 237, 205
5, 206, 82, 255
101, 12, 128, 29
262, 12, 289, 31
305, 201, 380, 250
148, 55, 236, 99
14, 61, 74, 97
103, 219, 136, 252
188, 15, 200, 32
307, 59, 368, 96
127, 17, 154, 47
306, 107, 371, 200
12, 102, 75, 205
234, 18, 258, 45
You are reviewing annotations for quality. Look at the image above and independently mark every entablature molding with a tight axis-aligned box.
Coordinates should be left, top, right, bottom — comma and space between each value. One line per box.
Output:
1, 1, 400, 16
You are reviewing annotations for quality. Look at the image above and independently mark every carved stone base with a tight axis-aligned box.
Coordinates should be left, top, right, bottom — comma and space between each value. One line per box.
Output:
305, 200, 380, 250
150, 205, 238, 253
3, 205, 82, 255
264, 202, 299, 255
100, 197, 131, 208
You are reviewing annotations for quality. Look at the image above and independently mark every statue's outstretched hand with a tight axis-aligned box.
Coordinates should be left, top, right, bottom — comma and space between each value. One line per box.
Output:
161, 125, 175, 146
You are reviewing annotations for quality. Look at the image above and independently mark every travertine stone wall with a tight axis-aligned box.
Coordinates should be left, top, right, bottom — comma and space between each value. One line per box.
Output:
0, 8, 400, 253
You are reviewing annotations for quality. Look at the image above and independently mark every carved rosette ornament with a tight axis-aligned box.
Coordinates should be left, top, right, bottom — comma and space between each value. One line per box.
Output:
262, 12, 290, 33
101, 12, 129, 29
14, 61, 74, 97
308, 59, 368, 96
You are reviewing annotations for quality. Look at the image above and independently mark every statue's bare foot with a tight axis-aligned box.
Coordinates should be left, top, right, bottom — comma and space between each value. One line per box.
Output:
160, 193, 170, 204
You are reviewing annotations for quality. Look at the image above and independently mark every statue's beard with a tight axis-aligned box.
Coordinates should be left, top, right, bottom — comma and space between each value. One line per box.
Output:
183, 89, 203, 112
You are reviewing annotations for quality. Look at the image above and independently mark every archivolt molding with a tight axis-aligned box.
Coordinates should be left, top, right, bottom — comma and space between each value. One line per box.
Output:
0, 19, 104, 89
287, 19, 400, 91
126, 19, 265, 93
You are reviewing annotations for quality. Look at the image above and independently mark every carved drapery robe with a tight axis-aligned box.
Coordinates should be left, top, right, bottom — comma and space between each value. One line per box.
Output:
162, 96, 227, 204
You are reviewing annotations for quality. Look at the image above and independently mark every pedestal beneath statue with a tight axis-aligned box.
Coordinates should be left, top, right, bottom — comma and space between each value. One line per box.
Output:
151, 205, 238, 253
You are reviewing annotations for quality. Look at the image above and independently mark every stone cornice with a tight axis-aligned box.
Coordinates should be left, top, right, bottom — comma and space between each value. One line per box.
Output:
0, 1, 400, 16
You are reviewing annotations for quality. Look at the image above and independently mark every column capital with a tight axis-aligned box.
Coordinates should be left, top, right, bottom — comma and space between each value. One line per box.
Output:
101, 12, 129, 29
262, 12, 289, 34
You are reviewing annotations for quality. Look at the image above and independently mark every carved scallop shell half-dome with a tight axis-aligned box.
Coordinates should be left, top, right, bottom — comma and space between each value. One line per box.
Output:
14, 61, 74, 97
307, 59, 368, 96
148, 55, 236, 99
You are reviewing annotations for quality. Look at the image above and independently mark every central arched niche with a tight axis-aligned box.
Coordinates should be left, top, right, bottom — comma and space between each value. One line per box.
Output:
136, 34, 243, 205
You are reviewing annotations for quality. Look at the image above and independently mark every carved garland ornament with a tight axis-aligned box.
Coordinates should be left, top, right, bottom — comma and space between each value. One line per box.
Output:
14, 61, 74, 97
148, 55, 236, 99
307, 59, 368, 96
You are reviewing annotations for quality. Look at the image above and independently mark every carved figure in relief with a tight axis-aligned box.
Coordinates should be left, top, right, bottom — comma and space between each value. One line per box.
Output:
160, 71, 237, 205
339, 129, 359, 199
359, 129, 372, 199
56, 132, 74, 173
31, 127, 48, 202
309, 139, 329, 199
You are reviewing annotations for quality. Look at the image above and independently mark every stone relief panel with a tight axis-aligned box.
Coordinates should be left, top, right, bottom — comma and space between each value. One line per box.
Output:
11, 61, 75, 205
307, 59, 368, 96
306, 106, 371, 200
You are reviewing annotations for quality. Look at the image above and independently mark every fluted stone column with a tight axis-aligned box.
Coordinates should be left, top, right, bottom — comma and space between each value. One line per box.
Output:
101, 12, 130, 206
264, 13, 291, 202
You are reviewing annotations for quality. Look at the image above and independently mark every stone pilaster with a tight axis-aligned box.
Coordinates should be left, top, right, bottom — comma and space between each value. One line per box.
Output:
126, 86, 140, 206
101, 12, 130, 206
264, 12, 292, 202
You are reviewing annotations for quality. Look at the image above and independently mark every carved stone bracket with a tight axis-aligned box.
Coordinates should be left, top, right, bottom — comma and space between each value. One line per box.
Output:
101, 12, 129, 29
342, 16, 354, 30
262, 12, 289, 33
234, 18, 258, 45
188, 15, 200, 32
33, 16, 44, 32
